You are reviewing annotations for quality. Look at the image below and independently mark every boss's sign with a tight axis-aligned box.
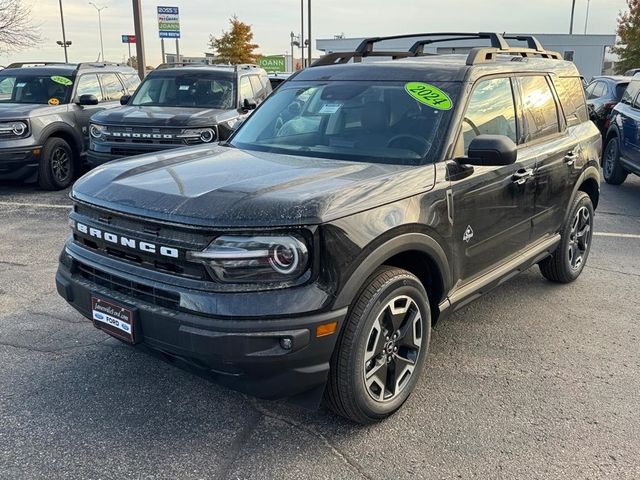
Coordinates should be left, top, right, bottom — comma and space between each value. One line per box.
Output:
157, 6, 180, 38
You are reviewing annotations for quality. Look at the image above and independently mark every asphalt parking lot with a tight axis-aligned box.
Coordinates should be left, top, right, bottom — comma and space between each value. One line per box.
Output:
1, 177, 639, 480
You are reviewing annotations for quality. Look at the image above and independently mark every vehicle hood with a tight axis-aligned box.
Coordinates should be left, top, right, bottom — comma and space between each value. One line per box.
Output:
72, 145, 435, 228
0, 103, 68, 119
91, 106, 234, 128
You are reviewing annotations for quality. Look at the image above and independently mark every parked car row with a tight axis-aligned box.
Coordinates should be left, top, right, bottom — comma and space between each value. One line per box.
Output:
0, 61, 273, 190
585, 73, 640, 185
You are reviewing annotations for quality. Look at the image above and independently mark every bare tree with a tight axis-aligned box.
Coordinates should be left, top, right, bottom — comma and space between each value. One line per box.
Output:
0, 0, 41, 54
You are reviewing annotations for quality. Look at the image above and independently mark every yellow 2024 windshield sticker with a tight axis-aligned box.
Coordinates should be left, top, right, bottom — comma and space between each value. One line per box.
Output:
405, 82, 452, 110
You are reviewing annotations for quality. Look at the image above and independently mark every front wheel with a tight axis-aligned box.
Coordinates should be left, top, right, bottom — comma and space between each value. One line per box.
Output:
602, 136, 628, 185
38, 137, 75, 190
539, 191, 594, 283
324, 267, 431, 424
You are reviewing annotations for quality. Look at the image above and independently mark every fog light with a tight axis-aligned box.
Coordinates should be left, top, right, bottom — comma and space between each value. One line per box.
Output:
280, 337, 293, 350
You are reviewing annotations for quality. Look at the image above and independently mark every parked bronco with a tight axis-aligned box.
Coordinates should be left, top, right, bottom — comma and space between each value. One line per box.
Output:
56, 33, 601, 424
0, 62, 140, 190
87, 63, 271, 167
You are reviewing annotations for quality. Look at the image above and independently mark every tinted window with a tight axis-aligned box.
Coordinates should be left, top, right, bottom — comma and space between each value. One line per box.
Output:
520, 76, 560, 142
130, 72, 235, 108
121, 74, 141, 93
240, 76, 254, 101
592, 82, 606, 98
75, 74, 102, 100
621, 79, 640, 105
615, 82, 629, 101
100, 73, 125, 101
0, 74, 73, 105
249, 75, 264, 99
461, 77, 517, 152
230, 80, 458, 166
553, 76, 588, 127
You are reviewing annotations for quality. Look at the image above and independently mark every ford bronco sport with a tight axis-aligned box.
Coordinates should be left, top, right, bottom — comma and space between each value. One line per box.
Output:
0, 62, 140, 190
87, 63, 271, 166
56, 33, 601, 424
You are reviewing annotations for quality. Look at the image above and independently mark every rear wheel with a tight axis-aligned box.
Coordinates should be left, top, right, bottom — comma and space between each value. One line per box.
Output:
539, 191, 594, 283
602, 136, 628, 185
325, 267, 431, 424
38, 137, 75, 190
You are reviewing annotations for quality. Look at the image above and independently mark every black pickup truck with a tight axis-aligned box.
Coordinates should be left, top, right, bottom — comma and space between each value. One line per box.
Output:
56, 33, 601, 424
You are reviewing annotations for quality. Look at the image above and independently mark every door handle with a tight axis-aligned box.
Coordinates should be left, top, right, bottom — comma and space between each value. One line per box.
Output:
512, 168, 534, 185
564, 147, 580, 166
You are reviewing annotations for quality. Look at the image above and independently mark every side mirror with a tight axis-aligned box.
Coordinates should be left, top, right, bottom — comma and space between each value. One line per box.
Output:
120, 94, 131, 106
463, 135, 517, 166
78, 94, 99, 106
243, 98, 257, 111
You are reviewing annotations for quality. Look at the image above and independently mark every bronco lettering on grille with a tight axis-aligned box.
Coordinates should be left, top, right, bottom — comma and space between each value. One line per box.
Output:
75, 222, 179, 258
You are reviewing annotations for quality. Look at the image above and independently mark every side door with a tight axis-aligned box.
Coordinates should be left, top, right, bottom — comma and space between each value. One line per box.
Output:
73, 73, 104, 149
517, 74, 578, 240
449, 76, 536, 284
614, 78, 640, 165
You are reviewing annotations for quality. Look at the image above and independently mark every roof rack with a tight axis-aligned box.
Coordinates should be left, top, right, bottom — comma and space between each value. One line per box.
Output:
77, 62, 130, 70
155, 62, 259, 71
5, 62, 71, 69
311, 32, 562, 67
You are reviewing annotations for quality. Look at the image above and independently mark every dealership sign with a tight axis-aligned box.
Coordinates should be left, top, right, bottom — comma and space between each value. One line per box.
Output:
157, 6, 180, 39
258, 56, 286, 72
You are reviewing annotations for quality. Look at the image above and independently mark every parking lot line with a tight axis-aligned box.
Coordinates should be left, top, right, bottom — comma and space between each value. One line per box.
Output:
0, 201, 71, 210
593, 232, 640, 239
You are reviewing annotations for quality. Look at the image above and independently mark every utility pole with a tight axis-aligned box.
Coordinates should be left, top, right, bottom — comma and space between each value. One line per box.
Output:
584, 0, 591, 35
132, 0, 146, 79
307, 0, 312, 65
58, 0, 69, 62
569, 0, 576, 34
89, 3, 107, 62
300, 0, 304, 68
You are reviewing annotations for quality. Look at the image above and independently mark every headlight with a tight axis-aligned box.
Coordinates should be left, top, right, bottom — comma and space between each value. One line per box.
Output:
90, 124, 107, 139
187, 234, 310, 283
0, 121, 29, 138
177, 127, 217, 144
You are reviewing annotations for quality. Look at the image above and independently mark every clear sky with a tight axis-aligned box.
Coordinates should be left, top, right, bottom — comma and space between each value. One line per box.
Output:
0, 0, 628, 66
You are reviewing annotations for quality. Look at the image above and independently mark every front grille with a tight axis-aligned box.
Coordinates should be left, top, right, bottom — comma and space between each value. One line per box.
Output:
77, 262, 180, 310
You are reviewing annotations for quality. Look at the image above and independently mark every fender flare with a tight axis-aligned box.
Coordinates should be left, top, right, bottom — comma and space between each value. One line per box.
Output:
332, 232, 452, 310
40, 122, 84, 158
562, 165, 601, 224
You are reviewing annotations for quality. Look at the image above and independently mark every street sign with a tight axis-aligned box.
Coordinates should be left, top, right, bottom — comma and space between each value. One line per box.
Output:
157, 6, 180, 39
258, 55, 287, 73
121, 35, 136, 44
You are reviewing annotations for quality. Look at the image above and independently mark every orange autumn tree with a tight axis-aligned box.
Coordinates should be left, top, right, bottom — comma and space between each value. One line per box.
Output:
208, 16, 259, 64
613, 0, 640, 74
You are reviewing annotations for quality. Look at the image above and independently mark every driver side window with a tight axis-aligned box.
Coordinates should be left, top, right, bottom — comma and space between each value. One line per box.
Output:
461, 77, 517, 153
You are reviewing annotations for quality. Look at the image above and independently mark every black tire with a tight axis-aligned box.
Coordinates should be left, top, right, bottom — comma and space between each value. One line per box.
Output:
539, 191, 594, 283
602, 136, 628, 185
325, 266, 431, 424
38, 137, 75, 190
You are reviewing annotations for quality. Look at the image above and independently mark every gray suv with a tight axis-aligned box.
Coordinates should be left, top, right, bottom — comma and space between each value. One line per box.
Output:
0, 62, 140, 190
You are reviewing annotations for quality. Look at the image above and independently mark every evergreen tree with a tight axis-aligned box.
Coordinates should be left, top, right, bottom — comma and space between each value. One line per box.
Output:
613, 0, 640, 74
208, 16, 259, 64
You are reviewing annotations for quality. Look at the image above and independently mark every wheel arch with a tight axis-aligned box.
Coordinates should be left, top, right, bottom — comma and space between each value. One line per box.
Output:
333, 232, 452, 326
40, 123, 84, 167
564, 166, 600, 226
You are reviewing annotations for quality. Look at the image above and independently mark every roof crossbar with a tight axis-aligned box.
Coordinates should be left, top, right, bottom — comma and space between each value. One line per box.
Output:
311, 32, 562, 68
5, 62, 69, 68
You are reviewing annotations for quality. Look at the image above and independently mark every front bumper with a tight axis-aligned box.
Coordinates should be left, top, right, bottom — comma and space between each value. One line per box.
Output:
55, 247, 346, 404
0, 146, 42, 180
88, 143, 185, 167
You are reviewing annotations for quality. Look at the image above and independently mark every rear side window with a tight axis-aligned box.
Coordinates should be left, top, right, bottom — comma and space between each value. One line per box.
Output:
621, 79, 640, 105
461, 77, 517, 152
553, 76, 588, 127
519, 76, 560, 142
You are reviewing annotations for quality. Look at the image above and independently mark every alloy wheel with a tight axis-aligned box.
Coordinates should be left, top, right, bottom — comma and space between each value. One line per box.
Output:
604, 140, 617, 178
568, 206, 591, 270
363, 295, 423, 403
51, 147, 71, 183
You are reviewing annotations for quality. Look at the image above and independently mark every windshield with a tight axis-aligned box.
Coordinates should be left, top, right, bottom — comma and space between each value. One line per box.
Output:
0, 74, 74, 105
130, 72, 236, 109
229, 80, 458, 165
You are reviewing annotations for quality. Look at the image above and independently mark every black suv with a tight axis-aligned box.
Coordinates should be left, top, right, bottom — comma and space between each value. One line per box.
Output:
87, 63, 271, 166
56, 33, 601, 424
0, 62, 139, 189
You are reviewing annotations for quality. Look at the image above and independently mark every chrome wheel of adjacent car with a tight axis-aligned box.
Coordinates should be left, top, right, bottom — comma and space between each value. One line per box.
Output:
363, 295, 423, 403
567, 206, 591, 271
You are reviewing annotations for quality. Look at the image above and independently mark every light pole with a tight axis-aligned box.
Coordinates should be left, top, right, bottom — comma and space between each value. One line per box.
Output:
307, 0, 312, 66
58, 0, 69, 62
89, 2, 107, 62
584, 0, 591, 34
569, 0, 576, 34
300, 0, 305, 67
